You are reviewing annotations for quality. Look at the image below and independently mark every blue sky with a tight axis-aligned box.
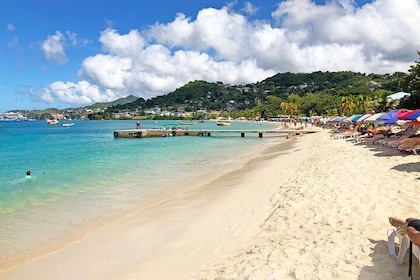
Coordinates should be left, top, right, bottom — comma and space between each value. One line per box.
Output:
1, 0, 419, 112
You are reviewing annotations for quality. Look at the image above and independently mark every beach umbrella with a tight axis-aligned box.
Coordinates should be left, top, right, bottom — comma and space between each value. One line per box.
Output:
399, 109, 420, 121
362, 112, 386, 123
376, 109, 411, 125
406, 116, 420, 126
342, 115, 353, 122
350, 114, 363, 122
356, 113, 373, 123
343, 114, 362, 122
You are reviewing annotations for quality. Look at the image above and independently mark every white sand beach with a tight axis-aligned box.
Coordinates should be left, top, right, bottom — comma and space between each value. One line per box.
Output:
1, 127, 420, 279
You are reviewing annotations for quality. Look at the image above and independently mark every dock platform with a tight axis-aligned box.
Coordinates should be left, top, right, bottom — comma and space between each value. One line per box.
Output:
113, 129, 315, 138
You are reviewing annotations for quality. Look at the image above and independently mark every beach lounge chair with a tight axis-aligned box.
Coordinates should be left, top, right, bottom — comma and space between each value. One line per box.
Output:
398, 137, 420, 155
384, 126, 419, 147
388, 228, 420, 265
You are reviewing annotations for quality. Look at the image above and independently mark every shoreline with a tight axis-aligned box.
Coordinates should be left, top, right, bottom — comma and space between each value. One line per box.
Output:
2, 128, 420, 279
0, 121, 286, 272
0, 129, 292, 278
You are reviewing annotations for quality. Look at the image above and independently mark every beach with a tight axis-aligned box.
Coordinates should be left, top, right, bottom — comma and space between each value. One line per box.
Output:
1, 127, 420, 279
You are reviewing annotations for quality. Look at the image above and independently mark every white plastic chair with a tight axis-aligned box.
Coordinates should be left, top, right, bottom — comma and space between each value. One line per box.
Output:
388, 228, 420, 265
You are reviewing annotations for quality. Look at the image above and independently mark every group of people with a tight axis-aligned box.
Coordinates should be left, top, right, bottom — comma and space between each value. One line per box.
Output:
329, 121, 420, 154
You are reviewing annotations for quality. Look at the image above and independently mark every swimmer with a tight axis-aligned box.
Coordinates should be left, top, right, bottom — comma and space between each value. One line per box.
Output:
25, 170, 32, 179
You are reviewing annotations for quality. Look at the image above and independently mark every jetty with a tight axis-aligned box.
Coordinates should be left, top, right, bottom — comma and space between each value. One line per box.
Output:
113, 129, 316, 138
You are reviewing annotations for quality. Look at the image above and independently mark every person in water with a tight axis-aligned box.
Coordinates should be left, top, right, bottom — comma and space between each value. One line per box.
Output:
25, 170, 32, 179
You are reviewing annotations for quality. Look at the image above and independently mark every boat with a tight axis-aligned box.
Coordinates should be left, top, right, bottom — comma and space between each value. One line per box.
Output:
62, 123, 75, 127
178, 121, 197, 125
0, 112, 27, 121
216, 120, 231, 126
47, 119, 59, 125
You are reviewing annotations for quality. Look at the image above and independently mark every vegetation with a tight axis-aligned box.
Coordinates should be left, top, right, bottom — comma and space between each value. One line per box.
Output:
8, 52, 420, 119
104, 70, 413, 119
399, 51, 420, 109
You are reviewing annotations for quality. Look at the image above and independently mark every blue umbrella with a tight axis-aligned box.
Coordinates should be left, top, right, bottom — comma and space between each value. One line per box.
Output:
402, 109, 420, 121
376, 109, 410, 125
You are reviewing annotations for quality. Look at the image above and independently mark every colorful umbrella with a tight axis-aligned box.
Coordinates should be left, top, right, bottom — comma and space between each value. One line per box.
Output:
407, 116, 420, 126
356, 113, 374, 123
376, 109, 411, 125
329, 116, 344, 122
343, 114, 362, 122
399, 109, 420, 121
362, 112, 386, 122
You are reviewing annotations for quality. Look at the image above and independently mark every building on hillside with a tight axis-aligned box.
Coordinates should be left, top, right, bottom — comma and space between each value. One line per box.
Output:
51, 113, 65, 120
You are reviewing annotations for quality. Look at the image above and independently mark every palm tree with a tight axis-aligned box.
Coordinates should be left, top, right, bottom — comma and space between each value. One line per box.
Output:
340, 96, 356, 116
371, 89, 393, 112
280, 102, 298, 116
356, 94, 372, 113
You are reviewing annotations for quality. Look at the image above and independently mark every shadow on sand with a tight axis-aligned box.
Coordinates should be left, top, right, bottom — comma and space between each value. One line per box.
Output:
358, 238, 419, 280
392, 162, 420, 181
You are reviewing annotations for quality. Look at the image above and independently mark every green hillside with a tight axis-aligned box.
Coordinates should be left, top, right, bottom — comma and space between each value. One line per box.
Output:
86, 95, 141, 109
105, 70, 413, 118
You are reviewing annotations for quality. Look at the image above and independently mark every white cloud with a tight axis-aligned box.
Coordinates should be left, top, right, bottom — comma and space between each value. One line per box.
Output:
66, 31, 78, 46
37, 87, 54, 103
8, 36, 19, 48
78, 54, 132, 90
99, 28, 145, 56
37, 0, 420, 107
241, 2, 259, 15
41, 31, 67, 64
38, 81, 118, 105
7, 23, 15, 31
271, 0, 420, 63
147, 7, 249, 62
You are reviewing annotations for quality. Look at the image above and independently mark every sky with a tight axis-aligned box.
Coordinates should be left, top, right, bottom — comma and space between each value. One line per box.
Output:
1, 0, 419, 112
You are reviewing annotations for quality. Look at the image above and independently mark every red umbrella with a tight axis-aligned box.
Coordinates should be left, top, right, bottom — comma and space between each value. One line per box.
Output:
407, 116, 420, 126
396, 109, 412, 117
398, 109, 420, 121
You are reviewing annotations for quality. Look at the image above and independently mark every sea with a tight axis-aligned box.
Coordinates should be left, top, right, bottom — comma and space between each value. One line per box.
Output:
0, 119, 284, 268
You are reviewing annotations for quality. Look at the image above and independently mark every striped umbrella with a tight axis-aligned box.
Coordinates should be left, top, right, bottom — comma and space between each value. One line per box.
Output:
343, 114, 362, 122
350, 114, 363, 122
399, 109, 420, 121
376, 109, 411, 125
362, 112, 386, 123
329, 116, 344, 122
407, 116, 420, 126
356, 113, 374, 123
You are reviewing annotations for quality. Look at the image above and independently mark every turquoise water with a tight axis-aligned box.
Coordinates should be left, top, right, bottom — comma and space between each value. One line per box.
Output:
0, 120, 282, 266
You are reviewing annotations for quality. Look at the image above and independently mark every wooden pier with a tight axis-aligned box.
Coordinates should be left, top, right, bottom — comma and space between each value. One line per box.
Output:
113, 129, 315, 138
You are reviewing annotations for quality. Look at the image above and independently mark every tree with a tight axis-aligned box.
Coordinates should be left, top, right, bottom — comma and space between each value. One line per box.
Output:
340, 96, 356, 116
371, 89, 393, 112
264, 95, 283, 116
355, 94, 371, 113
299, 93, 318, 116
399, 51, 420, 109
280, 101, 298, 116
279, 94, 301, 116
